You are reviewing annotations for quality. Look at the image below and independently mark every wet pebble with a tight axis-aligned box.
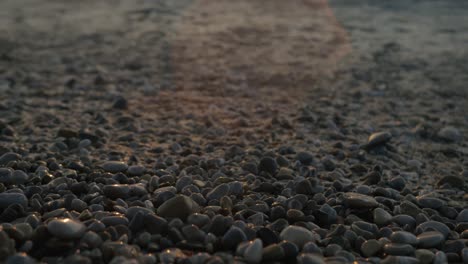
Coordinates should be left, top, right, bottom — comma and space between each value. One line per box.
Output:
343, 192, 378, 208
417, 231, 446, 248
0, 192, 27, 209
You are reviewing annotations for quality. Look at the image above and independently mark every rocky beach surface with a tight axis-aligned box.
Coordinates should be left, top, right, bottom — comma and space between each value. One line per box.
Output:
0, 0, 467, 263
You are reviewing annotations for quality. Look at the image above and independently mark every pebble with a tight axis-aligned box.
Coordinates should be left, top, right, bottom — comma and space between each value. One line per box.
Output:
383, 243, 415, 256
127, 165, 146, 176
373, 208, 392, 226
296, 152, 314, 165
0, 168, 12, 183
12, 170, 29, 184
437, 126, 462, 142
103, 184, 131, 199
258, 157, 278, 175
157, 195, 199, 220
381, 256, 419, 264
390, 231, 418, 246
366, 131, 392, 149
101, 161, 128, 173
222, 226, 247, 250
415, 221, 450, 238
343, 192, 378, 208
456, 209, 468, 222
417, 231, 446, 248
360, 239, 381, 257
206, 183, 229, 201
415, 249, 435, 264
6, 253, 37, 264
0, 152, 21, 165
47, 218, 86, 240
0, 192, 28, 209
236, 239, 263, 264
279, 225, 316, 248
297, 253, 325, 264
416, 195, 446, 209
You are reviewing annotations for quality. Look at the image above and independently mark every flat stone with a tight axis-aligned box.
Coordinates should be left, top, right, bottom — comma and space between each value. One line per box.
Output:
417, 231, 446, 248
47, 218, 86, 240
101, 161, 128, 173
415, 221, 450, 238
343, 192, 378, 208
390, 231, 418, 246
0, 192, 27, 209
279, 225, 316, 248
383, 243, 415, 256
416, 196, 446, 209
101, 216, 129, 226
127, 165, 146, 176
103, 184, 130, 199
157, 195, 199, 220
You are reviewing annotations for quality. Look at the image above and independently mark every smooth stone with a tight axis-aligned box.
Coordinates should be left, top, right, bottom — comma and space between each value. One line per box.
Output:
144, 214, 168, 234
237, 239, 263, 264
415, 249, 435, 264
456, 209, 468, 222
12, 170, 29, 185
438, 126, 462, 142
222, 226, 247, 250
381, 256, 419, 264
206, 184, 229, 201
297, 253, 325, 264
374, 208, 392, 226
101, 161, 128, 173
262, 244, 285, 261
0, 152, 21, 165
416, 196, 446, 209
384, 243, 415, 256
415, 221, 450, 238
157, 195, 199, 220
127, 165, 146, 176
361, 239, 381, 257
0, 230, 15, 259
279, 225, 316, 248
417, 231, 445, 248
296, 152, 314, 165
343, 192, 378, 208
101, 216, 129, 226
6, 253, 37, 264
71, 199, 87, 212
0, 168, 13, 183
47, 218, 86, 240
126, 206, 154, 220
103, 184, 130, 199
0, 193, 27, 209
436, 176, 464, 189
187, 213, 210, 228
258, 157, 278, 175
367, 132, 392, 149
390, 231, 418, 246
461, 248, 468, 264
434, 251, 448, 264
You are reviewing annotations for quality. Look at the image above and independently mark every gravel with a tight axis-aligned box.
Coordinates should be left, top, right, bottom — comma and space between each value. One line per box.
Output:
0, 0, 466, 263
